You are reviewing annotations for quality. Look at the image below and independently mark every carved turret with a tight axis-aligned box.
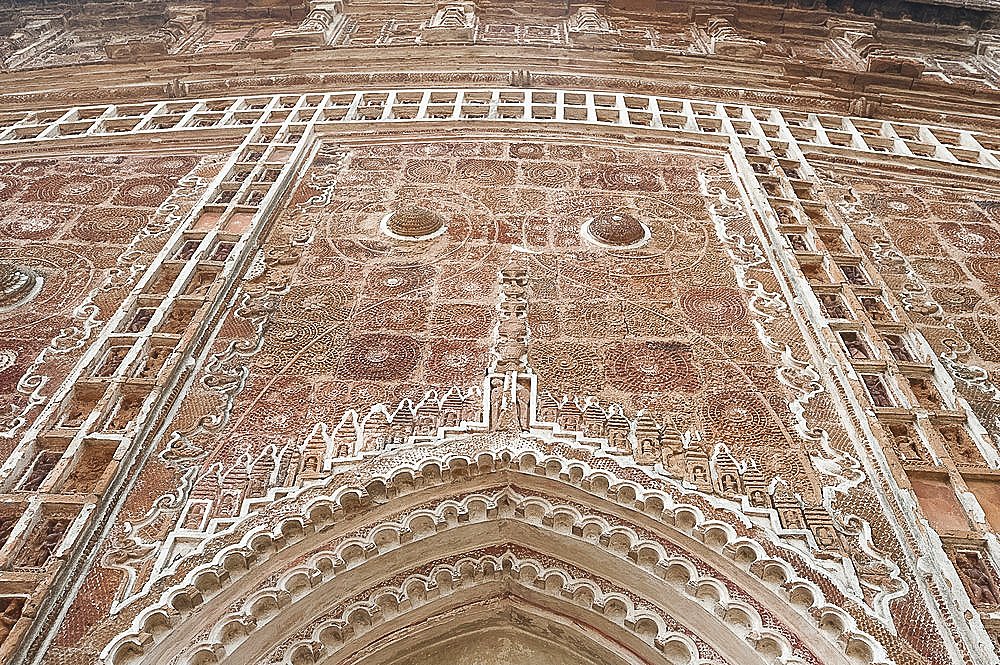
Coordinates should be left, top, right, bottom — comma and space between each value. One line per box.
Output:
272, 0, 346, 47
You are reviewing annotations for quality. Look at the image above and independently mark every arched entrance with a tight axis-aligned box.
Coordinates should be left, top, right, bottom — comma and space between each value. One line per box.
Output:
104, 439, 889, 665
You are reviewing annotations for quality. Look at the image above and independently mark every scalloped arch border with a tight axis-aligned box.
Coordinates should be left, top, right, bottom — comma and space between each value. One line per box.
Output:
103, 448, 894, 665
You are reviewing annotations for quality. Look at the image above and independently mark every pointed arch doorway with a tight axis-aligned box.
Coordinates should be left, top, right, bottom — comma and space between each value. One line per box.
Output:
104, 442, 888, 665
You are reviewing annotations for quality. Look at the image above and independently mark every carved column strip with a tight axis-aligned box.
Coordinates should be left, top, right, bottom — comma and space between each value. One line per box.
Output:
8, 92, 334, 665
722, 105, 999, 665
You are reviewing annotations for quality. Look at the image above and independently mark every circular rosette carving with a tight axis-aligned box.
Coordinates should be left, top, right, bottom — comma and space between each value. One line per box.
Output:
438, 266, 497, 300
530, 342, 604, 393
0, 204, 69, 240
0, 247, 94, 327
257, 319, 340, 373
928, 201, 989, 224
403, 142, 451, 157
860, 191, 926, 218
71, 207, 149, 243
937, 222, 1000, 256
141, 155, 199, 175
523, 162, 575, 188
456, 159, 516, 186
402, 160, 451, 183
548, 144, 583, 160
340, 334, 421, 381
277, 284, 354, 321
431, 304, 494, 338
932, 286, 981, 313
605, 341, 700, 392
356, 299, 428, 330
299, 256, 348, 281
352, 157, 400, 171
382, 205, 447, 240
641, 192, 708, 220
366, 265, 436, 297
966, 257, 1000, 290
24, 174, 113, 204
510, 142, 545, 159
585, 165, 661, 192
2, 160, 54, 177
67, 156, 128, 176
424, 340, 488, 385
976, 200, 1000, 223
0, 176, 26, 202
701, 390, 774, 439
680, 287, 748, 331
114, 176, 176, 207
911, 257, 965, 284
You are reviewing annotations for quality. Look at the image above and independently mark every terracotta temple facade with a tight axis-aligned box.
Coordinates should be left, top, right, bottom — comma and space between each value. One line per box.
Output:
5, 1, 1000, 664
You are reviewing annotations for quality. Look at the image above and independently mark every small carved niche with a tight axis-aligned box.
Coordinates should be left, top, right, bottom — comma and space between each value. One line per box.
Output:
60, 441, 116, 493
817, 292, 850, 319
938, 422, 984, 465
685, 453, 712, 490
13, 513, 71, 569
716, 468, 742, 496
984, 618, 1000, 653
103, 386, 150, 433
964, 477, 1000, 534
949, 547, 1000, 609
173, 238, 202, 261
0, 597, 25, 646
242, 189, 266, 207
861, 374, 894, 408
0, 506, 22, 549
193, 209, 223, 231
773, 205, 796, 225
859, 296, 892, 321
817, 228, 847, 252
773, 495, 805, 530
213, 188, 238, 205
908, 473, 970, 532
761, 180, 783, 197
224, 211, 254, 233
838, 262, 868, 285
802, 205, 831, 226
93, 344, 132, 378
185, 268, 218, 298
748, 159, 770, 175
181, 500, 211, 530
126, 306, 157, 333
907, 376, 942, 409
785, 233, 810, 251
136, 343, 174, 380
804, 507, 842, 550
15, 447, 63, 492
886, 421, 924, 462
148, 264, 182, 296
838, 330, 871, 359
207, 240, 237, 263
882, 333, 914, 362
159, 302, 199, 335
800, 262, 829, 283
58, 385, 105, 429
791, 183, 816, 201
